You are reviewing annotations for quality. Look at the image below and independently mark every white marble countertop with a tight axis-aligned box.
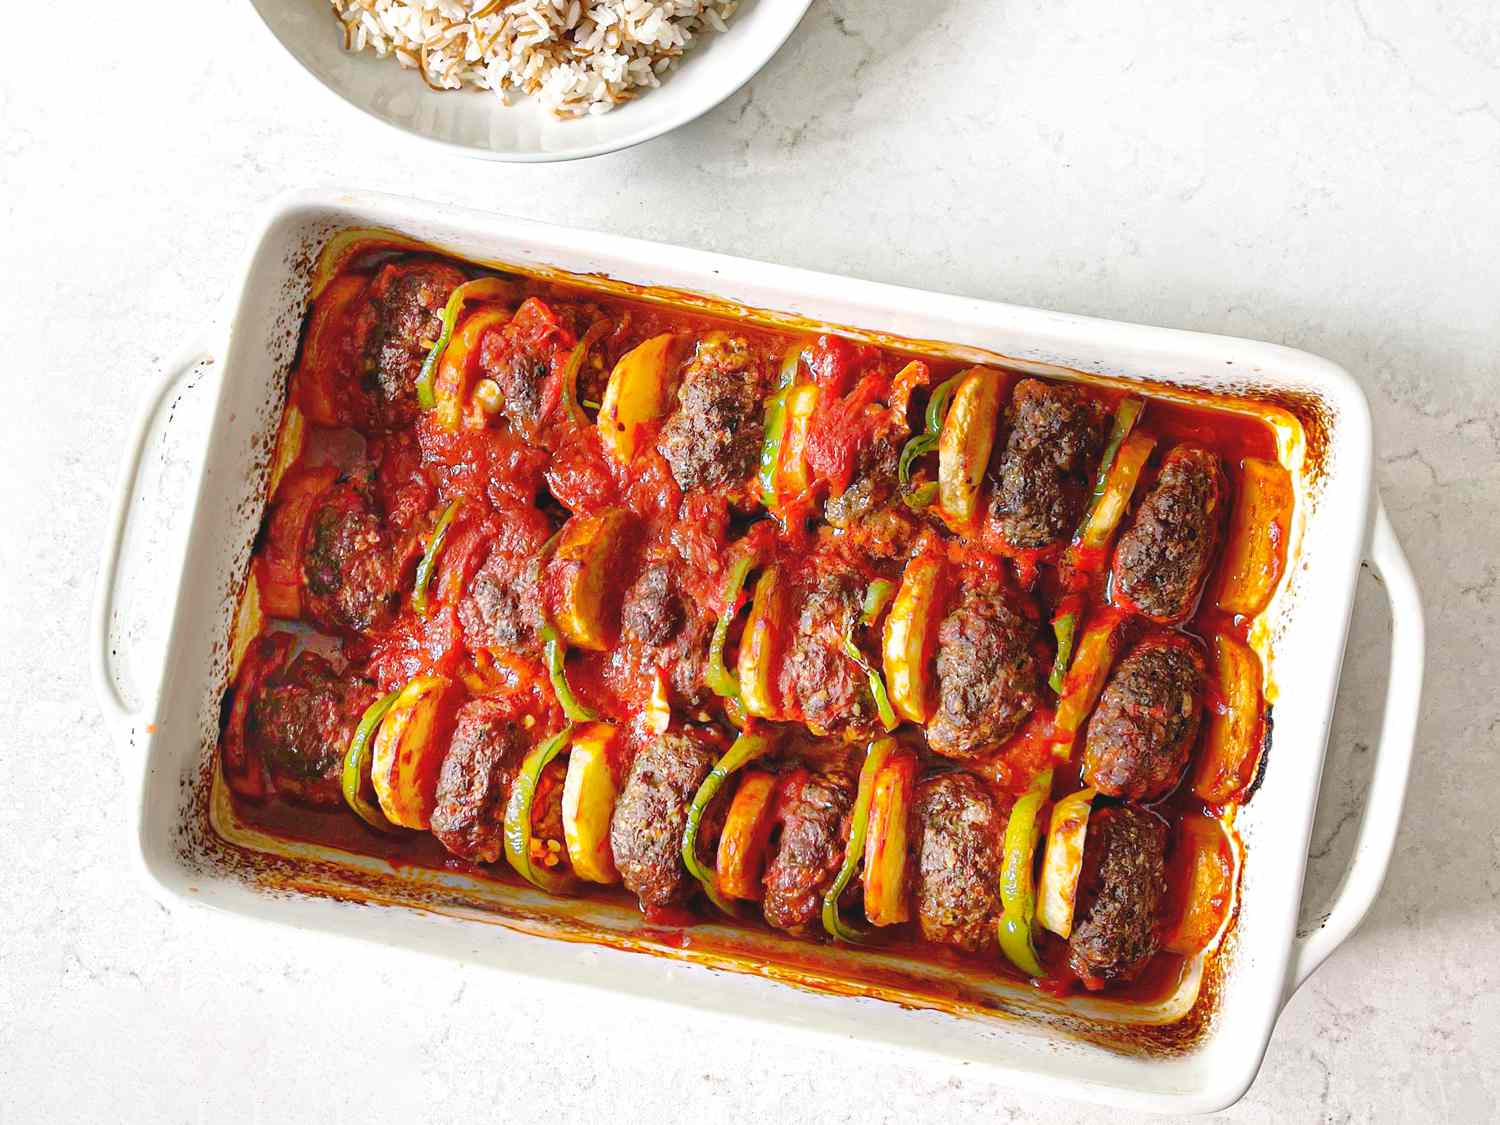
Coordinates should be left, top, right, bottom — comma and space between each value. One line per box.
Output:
2, 0, 1496, 1120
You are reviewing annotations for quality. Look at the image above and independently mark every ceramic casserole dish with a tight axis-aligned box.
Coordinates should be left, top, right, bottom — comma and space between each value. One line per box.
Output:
91, 188, 1424, 1114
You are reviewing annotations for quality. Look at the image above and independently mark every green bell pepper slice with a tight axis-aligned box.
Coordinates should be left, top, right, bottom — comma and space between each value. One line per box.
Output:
412, 498, 462, 617
997, 769, 1052, 977
414, 277, 515, 410
1047, 399, 1145, 693
681, 731, 773, 916
558, 320, 611, 427
898, 372, 965, 507
777, 342, 805, 390
821, 737, 898, 943
838, 578, 899, 732
503, 727, 579, 894
757, 389, 790, 507
1075, 397, 1144, 537
1047, 609, 1077, 695
541, 622, 598, 723
341, 687, 403, 833
705, 555, 755, 700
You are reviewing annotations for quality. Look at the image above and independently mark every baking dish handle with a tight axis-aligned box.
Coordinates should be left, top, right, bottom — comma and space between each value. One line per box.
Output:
90, 337, 217, 737
1284, 495, 1424, 1002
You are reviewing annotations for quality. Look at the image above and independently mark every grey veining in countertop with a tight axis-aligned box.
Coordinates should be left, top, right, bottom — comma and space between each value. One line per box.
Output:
1, 0, 1496, 1121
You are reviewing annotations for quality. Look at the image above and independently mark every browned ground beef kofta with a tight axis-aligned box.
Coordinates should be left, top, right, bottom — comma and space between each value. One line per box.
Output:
619, 562, 714, 705
823, 424, 903, 529
927, 587, 1041, 760
656, 334, 765, 493
911, 773, 1005, 952
1068, 804, 1168, 987
354, 258, 467, 430
456, 509, 556, 658
301, 475, 400, 634
610, 733, 718, 908
1083, 636, 1206, 801
430, 698, 530, 863
460, 552, 544, 654
762, 765, 856, 932
475, 300, 574, 440
778, 569, 874, 736
988, 379, 1108, 550
620, 563, 683, 646
1111, 444, 1225, 623
247, 651, 376, 806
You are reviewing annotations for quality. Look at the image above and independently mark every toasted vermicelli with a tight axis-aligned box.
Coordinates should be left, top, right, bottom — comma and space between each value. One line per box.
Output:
328, 0, 738, 118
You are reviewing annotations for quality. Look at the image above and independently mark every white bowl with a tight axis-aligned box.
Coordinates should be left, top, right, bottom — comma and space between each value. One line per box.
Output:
248, 0, 814, 161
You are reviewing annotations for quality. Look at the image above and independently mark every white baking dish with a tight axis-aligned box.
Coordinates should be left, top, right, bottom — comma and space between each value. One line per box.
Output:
91, 189, 1424, 1114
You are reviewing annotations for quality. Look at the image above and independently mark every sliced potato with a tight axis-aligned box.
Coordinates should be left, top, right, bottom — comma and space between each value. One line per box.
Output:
598, 333, 686, 463
882, 554, 945, 724
229, 569, 265, 682
937, 367, 1004, 527
776, 384, 820, 500
737, 566, 788, 719
716, 769, 779, 901
433, 308, 512, 430
254, 464, 339, 621
547, 508, 630, 651
293, 273, 367, 427
1192, 633, 1264, 804
251, 563, 300, 621
862, 747, 919, 926
371, 675, 461, 830
1051, 613, 1124, 755
1164, 816, 1235, 955
562, 723, 621, 884
1036, 787, 1095, 938
266, 404, 306, 503
1078, 431, 1156, 551
1216, 458, 1294, 616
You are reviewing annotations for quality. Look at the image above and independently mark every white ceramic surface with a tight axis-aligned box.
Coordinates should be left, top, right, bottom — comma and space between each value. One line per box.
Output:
247, 0, 816, 161
89, 189, 1423, 1114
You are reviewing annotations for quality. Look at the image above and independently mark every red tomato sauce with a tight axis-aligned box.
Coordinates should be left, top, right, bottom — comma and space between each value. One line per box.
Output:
222, 246, 1296, 1012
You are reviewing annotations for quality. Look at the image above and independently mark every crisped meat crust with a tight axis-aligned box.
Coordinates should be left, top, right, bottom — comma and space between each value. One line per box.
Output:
456, 513, 555, 657
356, 259, 466, 430
249, 652, 376, 806
1111, 445, 1224, 623
1083, 637, 1205, 801
779, 570, 871, 736
301, 476, 398, 634
1068, 805, 1167, 986
762, 766, 855, 932
832, 505, 921, 564
431, 698, 527, 863
459, 552, 544, 654
656, 334, 764, 492
823, 426, 901, 528
989, 379, 1108, 549
621, 563, 683, 647
620, 563, 713, 705
928, 588, 1040, 760
610, 734, 717, 907
912, 773, 1004, 951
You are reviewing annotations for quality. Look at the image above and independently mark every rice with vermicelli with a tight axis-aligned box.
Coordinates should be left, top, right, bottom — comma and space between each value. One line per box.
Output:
330, 0, 737, 118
